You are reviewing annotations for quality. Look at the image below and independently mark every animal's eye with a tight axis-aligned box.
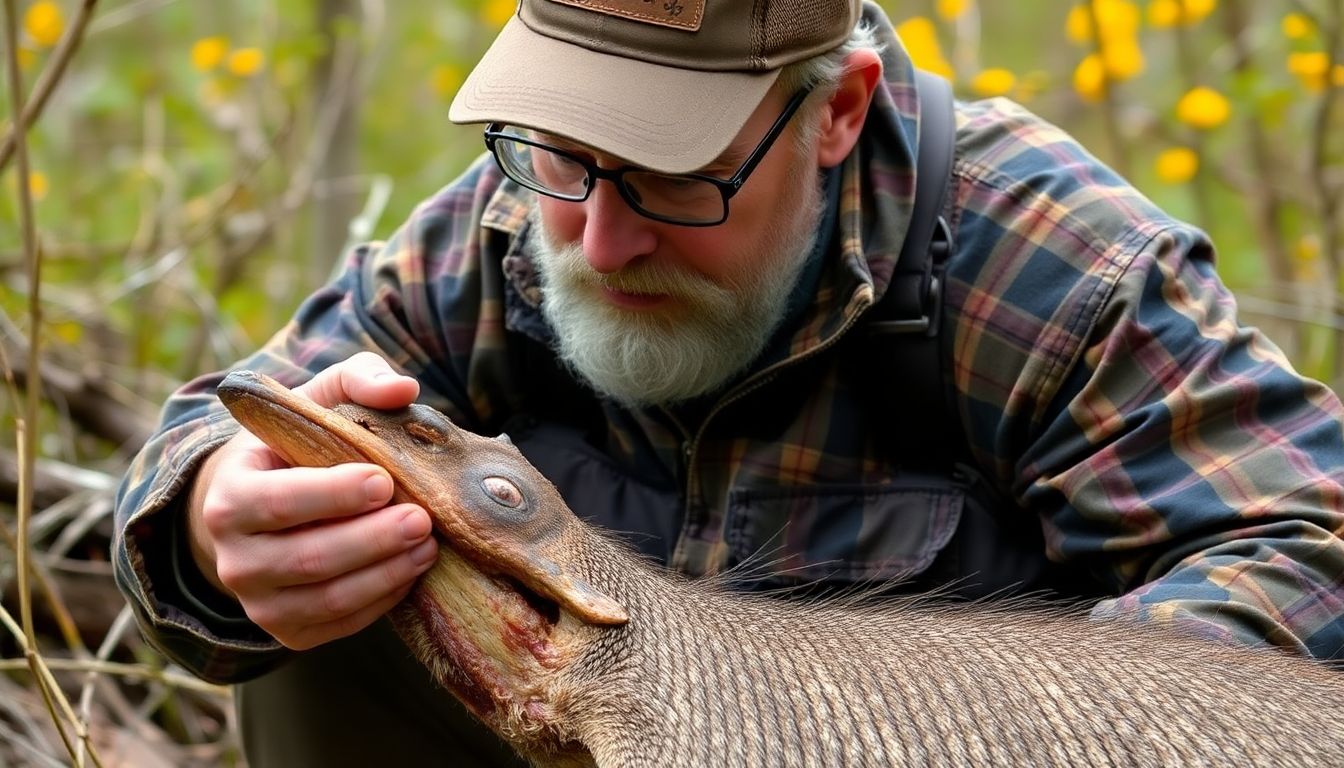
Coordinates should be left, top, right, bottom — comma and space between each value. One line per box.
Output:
481, 476, 523, 508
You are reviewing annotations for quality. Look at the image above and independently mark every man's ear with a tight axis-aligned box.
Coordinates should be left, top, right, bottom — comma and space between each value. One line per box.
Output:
814, 48, 884, 168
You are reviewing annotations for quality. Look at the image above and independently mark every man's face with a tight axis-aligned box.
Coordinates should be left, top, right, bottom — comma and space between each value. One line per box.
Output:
530, 90, 825, 408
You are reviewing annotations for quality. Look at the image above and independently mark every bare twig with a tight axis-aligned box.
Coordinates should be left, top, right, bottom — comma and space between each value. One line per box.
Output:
180, 16, 373, 374
1307, 4, 1344, 382
0, 657, 228, 697
6, 0, 44, 660
0, 603, 80, 762
1222, 0, 1291, 280
76, 607, 133, 767
0, 343, 157, 451
0, 0, 101, 174
1170, 16, 1214, 232
0, 515, 92, 654
3, 1, 103, 763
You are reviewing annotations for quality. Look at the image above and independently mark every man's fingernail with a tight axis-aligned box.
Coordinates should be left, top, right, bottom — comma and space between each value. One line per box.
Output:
401, 508, 432, 541
365, 473, 393, 504
410, 538, 438, 567
374, 370, 399, 380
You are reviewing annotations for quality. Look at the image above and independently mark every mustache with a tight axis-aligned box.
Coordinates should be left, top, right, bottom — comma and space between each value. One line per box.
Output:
543, 241, 734, 302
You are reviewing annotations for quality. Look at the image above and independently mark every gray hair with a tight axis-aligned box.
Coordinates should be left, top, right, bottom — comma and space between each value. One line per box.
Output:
776, 21, 883, 152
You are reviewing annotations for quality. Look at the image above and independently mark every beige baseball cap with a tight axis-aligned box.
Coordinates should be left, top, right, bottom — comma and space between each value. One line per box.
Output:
450, 0, 864, 174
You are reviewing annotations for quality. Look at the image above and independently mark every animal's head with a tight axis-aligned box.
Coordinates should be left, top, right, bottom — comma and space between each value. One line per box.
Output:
217, 370, 626, 756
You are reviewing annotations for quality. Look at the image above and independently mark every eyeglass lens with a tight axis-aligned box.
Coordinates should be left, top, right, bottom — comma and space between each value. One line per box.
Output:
492, 137, 725, 224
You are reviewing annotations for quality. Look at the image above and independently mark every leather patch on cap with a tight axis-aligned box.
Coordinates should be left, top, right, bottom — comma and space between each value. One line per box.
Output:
546, 0, 704, 31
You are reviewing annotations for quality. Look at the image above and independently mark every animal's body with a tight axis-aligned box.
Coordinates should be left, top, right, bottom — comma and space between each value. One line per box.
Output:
218, 370, 1343, 768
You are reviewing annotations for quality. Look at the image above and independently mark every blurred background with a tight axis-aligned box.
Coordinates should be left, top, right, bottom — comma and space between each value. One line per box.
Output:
1, 0, 1341, 764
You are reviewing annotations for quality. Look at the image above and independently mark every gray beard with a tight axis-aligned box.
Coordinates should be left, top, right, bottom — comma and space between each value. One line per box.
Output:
529, 175, 824, 408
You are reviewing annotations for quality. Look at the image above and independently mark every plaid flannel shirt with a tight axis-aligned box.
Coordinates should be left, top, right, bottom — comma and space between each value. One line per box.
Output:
114, 6, 1344, 683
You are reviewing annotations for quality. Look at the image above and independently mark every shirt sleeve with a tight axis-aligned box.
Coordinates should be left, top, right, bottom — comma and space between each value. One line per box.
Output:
112, 161, 503, 683
1018, 226, 1344, 660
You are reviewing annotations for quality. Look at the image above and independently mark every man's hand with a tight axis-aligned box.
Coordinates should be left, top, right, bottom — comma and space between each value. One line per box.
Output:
186, 352, 439, 650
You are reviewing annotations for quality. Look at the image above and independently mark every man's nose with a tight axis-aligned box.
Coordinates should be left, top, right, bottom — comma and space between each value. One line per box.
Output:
581, 179, 657, 274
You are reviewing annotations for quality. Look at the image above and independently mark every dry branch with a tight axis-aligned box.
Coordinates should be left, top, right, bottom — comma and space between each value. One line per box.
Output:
1, 338, 157, 453
0, 0, 101, 174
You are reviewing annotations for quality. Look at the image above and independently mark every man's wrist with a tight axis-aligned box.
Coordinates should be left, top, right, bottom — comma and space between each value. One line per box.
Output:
184, 448, 233, 597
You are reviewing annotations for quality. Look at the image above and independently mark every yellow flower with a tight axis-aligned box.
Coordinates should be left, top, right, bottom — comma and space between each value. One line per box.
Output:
1293, 235, 1322, 280
897, 17, 955, 81
1175, 86, 1230, 130
1154, 147, 1198, 183
1073, 54, 1107, 102
480, 0, 517, 28
18, 46, 37, 70
226, 47, 265, 77
1066, 4, 1093, 44
430, 64, 463, 101
936, 0, 969, 21
23, 1, 63, 48
27, 170, 49, 201
1147, 0, 1181, 28
1282, 13, 1315, 40
1294, 234, 1320, 264
1147, 0, 1218, 27
52, 320, 83, 344
1100, 38, 1145, 80
1066, 0, 1141, 45
1287, 51, 1338, 91
1177, 0, 1217, 25
1288, 51, 1329, 77
970, 68, 1016, 97
191, 36, 229, 72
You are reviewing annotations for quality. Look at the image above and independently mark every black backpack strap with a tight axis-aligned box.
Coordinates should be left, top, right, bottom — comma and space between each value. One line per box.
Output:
867, 70, 959, 464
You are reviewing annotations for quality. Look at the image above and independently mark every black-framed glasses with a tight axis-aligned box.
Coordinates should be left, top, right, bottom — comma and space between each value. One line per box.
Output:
483, 87, 813, 227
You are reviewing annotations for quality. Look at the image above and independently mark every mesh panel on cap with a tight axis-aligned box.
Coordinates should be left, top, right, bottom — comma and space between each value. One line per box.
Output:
759, 0, 852, 63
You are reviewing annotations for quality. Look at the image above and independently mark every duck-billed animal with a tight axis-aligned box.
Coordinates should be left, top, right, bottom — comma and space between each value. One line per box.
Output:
218, 370, 1343, 768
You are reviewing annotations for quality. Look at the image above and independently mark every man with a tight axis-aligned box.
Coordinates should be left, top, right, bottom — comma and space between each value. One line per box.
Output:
114, 0, 1344, 765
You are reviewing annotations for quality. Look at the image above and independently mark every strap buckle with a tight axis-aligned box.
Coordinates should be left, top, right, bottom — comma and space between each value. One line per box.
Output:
869, 216, 952, 337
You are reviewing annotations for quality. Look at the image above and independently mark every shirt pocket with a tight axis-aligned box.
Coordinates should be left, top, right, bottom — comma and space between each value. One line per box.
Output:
724, 477, 964, 589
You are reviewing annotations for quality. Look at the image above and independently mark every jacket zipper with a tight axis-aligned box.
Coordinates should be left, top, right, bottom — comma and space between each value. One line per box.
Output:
670, 293, 876, 572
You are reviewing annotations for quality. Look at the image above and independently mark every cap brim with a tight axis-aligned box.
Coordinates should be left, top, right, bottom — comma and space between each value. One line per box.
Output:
451, 16, 780, 175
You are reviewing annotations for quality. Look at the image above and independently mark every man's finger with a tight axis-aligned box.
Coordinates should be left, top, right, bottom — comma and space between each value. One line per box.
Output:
295, 352, 419, 409
280, 582, 419, 651
258, 503, 433, 586
256, 539, 437, 646
221, 463, 398, 533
